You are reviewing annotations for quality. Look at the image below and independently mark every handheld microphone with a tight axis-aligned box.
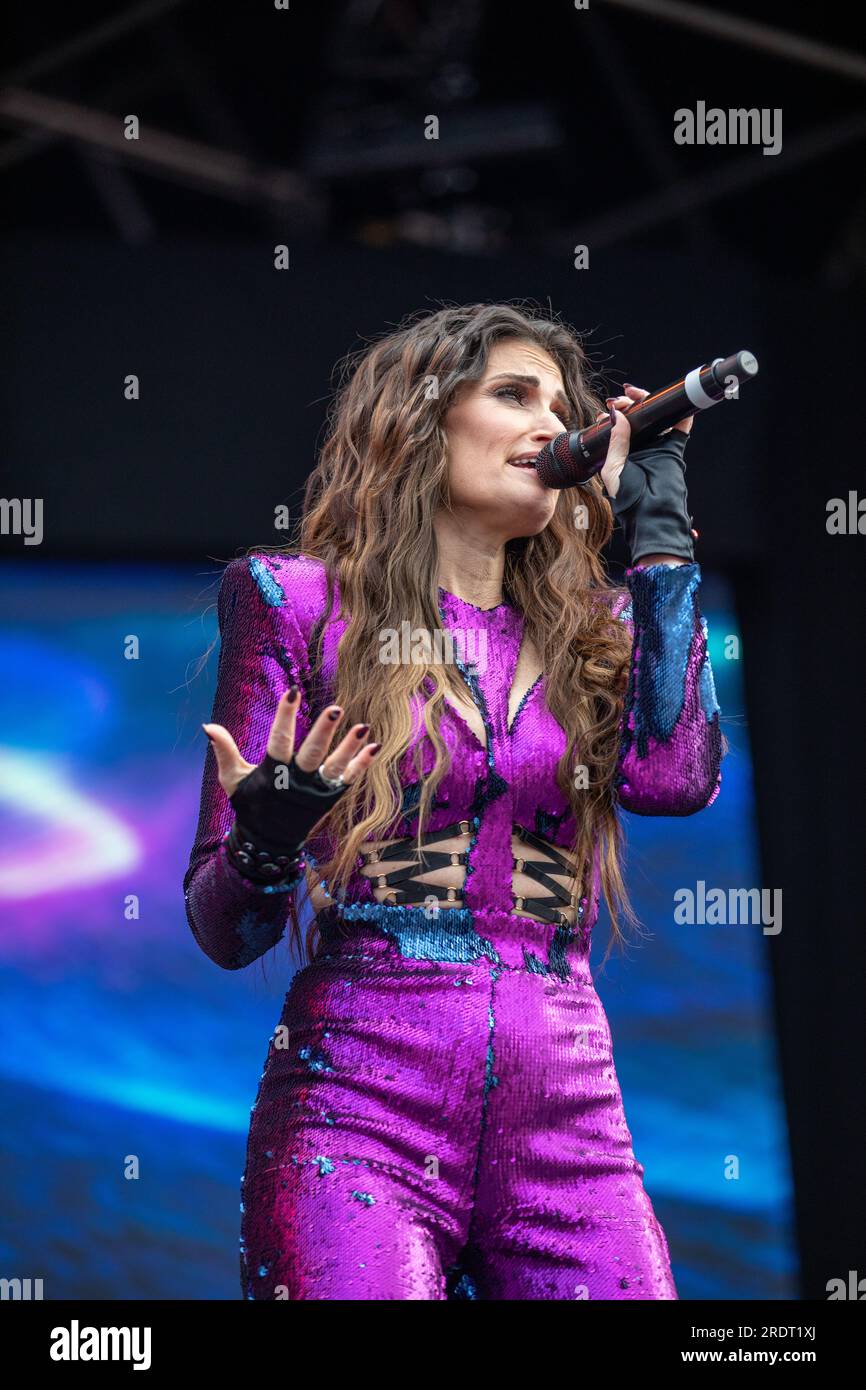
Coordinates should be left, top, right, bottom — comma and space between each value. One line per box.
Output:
533, 349, 759, 490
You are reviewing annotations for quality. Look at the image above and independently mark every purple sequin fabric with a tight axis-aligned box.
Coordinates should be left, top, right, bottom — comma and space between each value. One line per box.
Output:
184, 553, 722, 1299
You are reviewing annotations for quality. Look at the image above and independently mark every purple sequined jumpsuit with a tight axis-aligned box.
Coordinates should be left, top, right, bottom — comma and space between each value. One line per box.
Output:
184, 552, 722, 1300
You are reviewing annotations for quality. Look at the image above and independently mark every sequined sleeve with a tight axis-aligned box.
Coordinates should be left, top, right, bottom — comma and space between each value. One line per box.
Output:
612, 561, 722, 815
183, 555, 314, 969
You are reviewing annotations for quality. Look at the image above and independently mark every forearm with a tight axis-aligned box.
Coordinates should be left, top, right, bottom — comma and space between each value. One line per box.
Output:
614, 561, 722, 815
183, 831, 304, 971
635, 554, 688, 568
607, 427, 695, 566
183, 555, 315, 970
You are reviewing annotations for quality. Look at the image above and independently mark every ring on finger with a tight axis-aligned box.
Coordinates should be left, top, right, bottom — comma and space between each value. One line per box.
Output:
317, 762, 346, 791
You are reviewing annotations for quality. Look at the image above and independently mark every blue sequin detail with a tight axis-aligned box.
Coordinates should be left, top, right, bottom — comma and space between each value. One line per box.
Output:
523, 948, 549, 975
397, 778, 451, 824
299, 1041, 335, 1074
460, 966, 502, 1255
438, 608, 496, 770
447, 1269, 479, 1299
628, 562, 701, 755
350, 1190, 376, 1206
233, 911, 288, 967
400, 780, 423, 819
483, 992, 499, 1099
698, 615, 721, 719
535, 806, 569, 842
548, 922, 576, 981
507, 674, 542, 736
249, 554, 286, 607
337, 900, 501, 965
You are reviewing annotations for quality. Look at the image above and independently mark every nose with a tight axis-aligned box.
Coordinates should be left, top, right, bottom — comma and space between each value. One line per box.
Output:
539, 403, 568, 438
532, 418, 560, 444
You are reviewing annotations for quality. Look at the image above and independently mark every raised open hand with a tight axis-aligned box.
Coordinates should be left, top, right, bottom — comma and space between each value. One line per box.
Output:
203, 687, 379, 866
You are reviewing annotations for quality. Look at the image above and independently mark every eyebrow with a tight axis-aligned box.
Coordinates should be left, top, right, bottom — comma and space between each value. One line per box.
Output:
487, 372, 572, 413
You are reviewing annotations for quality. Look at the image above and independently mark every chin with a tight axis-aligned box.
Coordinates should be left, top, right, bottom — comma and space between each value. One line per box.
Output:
506, 506, 556, 538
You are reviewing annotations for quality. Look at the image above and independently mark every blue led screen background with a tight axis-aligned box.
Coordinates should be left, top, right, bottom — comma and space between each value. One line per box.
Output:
0, 560, 795, 1298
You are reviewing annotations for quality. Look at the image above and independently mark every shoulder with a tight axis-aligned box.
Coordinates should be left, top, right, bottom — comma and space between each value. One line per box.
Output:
219, 551, 336, 639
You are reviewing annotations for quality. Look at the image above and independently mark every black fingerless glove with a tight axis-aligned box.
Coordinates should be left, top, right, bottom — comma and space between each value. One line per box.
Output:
607, 427, 695, 564
225, 753, 350, 885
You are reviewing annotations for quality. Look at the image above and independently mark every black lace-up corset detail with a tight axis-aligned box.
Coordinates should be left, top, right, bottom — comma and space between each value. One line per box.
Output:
357, 820, 580, 926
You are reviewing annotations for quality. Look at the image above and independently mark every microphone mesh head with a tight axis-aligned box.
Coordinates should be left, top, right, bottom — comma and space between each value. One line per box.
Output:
534, 431, 592, 489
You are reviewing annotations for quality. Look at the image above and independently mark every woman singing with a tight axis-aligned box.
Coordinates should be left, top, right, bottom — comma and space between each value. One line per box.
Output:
184, 302, 723, 1300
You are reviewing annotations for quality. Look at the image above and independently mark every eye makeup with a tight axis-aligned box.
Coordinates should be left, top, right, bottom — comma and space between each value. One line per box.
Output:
490, 378, 574, 428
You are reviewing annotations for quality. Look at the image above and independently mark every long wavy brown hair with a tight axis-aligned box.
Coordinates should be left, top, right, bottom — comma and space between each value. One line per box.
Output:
249, 300, 656, 969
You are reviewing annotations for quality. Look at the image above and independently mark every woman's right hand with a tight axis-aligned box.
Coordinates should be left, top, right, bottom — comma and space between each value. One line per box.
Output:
203, 686, 379, 853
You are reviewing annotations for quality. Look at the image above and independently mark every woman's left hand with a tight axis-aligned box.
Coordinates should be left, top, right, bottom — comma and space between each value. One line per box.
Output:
598, 384, 694, 500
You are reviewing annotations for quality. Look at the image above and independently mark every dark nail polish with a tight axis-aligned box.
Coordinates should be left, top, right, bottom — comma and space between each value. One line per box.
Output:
328, 709, 340, 721
286, 684, 299, 701
609, 404, 617, 426
368, 743, 380, 754
356, 724, 369, 737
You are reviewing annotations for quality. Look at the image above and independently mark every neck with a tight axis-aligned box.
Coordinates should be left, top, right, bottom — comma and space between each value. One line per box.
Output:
434, 516, 506, 610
